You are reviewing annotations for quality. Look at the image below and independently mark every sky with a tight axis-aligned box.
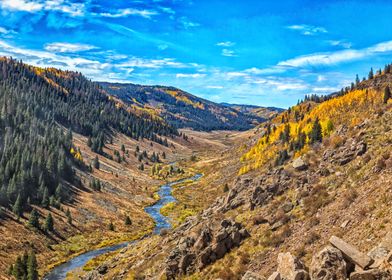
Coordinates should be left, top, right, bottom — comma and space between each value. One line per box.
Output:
1, 0, 392, 107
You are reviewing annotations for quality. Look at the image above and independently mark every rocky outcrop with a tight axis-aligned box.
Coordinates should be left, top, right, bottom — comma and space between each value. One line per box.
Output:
310, 246, 347, 280
164, 219, 249, 279
292, 157, 308, 171
264, 236, 392, 280
323, 140, 367, 166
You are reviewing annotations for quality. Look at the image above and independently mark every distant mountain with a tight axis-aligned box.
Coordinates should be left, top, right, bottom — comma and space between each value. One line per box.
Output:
220, 102, 284, 120
100, 83, 277, 131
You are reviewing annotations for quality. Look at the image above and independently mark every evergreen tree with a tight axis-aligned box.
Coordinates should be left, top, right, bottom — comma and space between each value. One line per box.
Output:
384, 86, 391, 104
27, 251, 38, 280
368, 67, 374, 79
93, 156, 100, 169
44, 213, 54, 232
13, 194, 23, 218
108, 221, 115, 231
124, 216, 132, 225
66, 208, 72, 225
355, 74, 360, 86
41, 187, 49, 208
309, 117, 323, 143
28, 209, 40, 229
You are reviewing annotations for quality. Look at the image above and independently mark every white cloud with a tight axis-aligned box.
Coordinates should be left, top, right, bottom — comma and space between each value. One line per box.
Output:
312, 86, 338, 92
0, 0, 85, 16
216, 41, 235, 47
99, 8, 158, 19
119, 57, 196, 69
328, 40, 352, 49
222, 49, 237, 57
44, 42, 98, 53
277, 40, 392, 68
0, 0, 43, 12
179, 17, 200, 29
206, 85, 223, 89
176, 73, 206, 78
287, 24, 327, 36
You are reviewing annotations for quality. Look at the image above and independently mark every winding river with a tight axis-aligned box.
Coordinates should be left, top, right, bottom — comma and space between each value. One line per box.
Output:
43, 173, 203, 280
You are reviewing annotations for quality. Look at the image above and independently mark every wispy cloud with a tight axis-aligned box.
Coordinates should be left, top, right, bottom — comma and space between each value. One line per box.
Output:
179, 16, 200, 29
98, 8, 158, 19
287, 24, 327, 36
221, 49, 237, 57
328, 40, 352, 49
176, 73, 206, 78
277, 40, 392, 68
216, 41, 235, 47
44, 42, 98, 53
0, 0, 85, 16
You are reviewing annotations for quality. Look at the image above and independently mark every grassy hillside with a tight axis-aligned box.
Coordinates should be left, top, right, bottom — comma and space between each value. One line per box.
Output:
100, 83, 275, 131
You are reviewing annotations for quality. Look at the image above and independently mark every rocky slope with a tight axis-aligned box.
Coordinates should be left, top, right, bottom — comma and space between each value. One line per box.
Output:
82, 66, 392, 279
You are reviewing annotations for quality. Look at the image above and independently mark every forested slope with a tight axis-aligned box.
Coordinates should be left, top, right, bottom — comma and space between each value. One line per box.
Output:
0, 57, 177, 219
100, 82, 273, 131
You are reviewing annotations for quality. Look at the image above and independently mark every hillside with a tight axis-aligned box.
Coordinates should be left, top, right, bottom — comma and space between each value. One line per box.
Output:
99, 83, 276, 131
221, 103, 284, 120
81, 64, 392, 279
0, 57, 196, 278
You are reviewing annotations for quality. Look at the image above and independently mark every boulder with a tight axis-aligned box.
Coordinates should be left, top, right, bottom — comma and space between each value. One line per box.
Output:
350, 269, 392, 280
277, 252, 307, 280
242, 271, 266, 280
310, 246, 347, 280
293, 157, 308, 171
329, 236, 374, 269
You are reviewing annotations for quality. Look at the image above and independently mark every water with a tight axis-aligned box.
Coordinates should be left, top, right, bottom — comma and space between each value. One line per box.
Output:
43, 173, 203, 280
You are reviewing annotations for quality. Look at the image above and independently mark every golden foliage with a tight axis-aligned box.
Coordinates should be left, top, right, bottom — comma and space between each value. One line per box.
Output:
240, 88, 383, 174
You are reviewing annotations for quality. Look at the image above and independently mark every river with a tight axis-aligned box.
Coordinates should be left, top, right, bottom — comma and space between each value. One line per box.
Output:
43, 173, 203, 280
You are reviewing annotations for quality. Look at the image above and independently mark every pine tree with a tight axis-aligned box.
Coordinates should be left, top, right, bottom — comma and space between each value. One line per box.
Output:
108, 221, 115, 231
66, 208, 72, 225
41, 187, 49, 208
13, 194, 23, 218
383, 86, 391, 104
27, 251, 38, 280
93, 156, 100, 169
44, 213, 54, 232
28, 209, 40, 229
355, 74, 360, 86
13, 256, 24, 279
368, 67, 374, 79
124, 216, 132, 225
309, 117, 323, 143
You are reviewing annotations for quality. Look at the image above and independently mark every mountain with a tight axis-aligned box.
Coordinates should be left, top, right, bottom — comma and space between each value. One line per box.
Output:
81, 64, 392, 279
220, 102, 284, 119
99, 83, 275, 131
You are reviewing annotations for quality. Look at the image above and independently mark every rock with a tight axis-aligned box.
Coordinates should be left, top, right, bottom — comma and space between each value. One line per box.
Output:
97, 265, 108, 275
179, 253, 196, 274
368, 247, 390, 261
282, 202, 294, 213
277, 252, 307, 280
292, 270, 310, 280
341, 220, 351, 228
293, 157, 308, 171
253, 215, 269, 225
242, 271, 266, 280
310, 246, 347, 280
271, 220, 284, 231
350, 269, 392, 280
330, 236, 374, 269
268, 272, 281, 280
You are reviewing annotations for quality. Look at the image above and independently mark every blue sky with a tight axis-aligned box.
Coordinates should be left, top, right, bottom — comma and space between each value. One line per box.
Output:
1, 0, 392, 107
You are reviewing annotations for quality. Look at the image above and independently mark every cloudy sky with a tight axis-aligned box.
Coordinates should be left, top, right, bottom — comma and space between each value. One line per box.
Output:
1, 0, 392, 107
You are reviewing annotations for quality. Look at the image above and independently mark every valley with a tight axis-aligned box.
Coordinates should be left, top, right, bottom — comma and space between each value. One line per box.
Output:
1, 57, 392, 280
